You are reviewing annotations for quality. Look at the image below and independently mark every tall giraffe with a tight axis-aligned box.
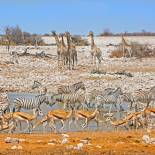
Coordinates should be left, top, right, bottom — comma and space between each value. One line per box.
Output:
59, 33, 69, 67
121, 36, 132, 59
52, 31, 61, 69
88, 31, 102, 68
65, 32, 77, 69
69, 33, 78, 66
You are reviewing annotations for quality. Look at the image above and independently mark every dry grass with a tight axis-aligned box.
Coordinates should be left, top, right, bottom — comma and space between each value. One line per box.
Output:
110, 49, 124, 58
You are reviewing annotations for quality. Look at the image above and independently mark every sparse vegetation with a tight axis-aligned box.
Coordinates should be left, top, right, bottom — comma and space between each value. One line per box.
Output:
71, 35, 89, 46
100, 29, 155, 36
110, 49, 124, 58
0, 25, 47, 46
110, 43, 155, 58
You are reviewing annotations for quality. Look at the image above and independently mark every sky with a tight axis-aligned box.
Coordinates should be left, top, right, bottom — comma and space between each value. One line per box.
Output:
0, 0, 155, 35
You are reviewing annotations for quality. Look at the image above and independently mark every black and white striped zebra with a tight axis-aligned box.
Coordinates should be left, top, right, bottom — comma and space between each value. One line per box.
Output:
57, 81, 86, 94
13, 93, 49, 114
120, 90, 152, 111
95, 87, 123, 113
51, 90, 87, 109
87, 88, 115, 108
148, 86, 155, 106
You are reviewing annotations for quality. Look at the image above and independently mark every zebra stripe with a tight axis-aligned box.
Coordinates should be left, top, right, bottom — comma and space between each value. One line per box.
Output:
95, 87, 123, 111
14, 94, 48, 112
121, 90, 151, 110
51, 90, 86, 109
57, 82, 85, 94
88, 88, 115, 103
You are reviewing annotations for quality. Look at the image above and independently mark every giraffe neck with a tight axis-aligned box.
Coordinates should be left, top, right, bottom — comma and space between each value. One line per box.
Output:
53, 35, 60, 48
122, 37, 129, 46
61, 36, 66, 47
90, 35, 95, 50
66, 35, 71, 50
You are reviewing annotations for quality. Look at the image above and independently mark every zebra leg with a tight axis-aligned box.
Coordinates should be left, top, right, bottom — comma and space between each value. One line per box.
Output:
23, 120, 30, 133
108, 104, 112, 114
60, 120, 65, 133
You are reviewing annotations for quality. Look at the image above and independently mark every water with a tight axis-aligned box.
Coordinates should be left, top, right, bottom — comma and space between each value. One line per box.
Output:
6, 92, 129, 133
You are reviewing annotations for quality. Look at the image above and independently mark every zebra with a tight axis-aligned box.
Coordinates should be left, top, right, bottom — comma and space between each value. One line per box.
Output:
57, 81, 86, 94
32, 80, 47, 95
87, 88, 115, 108
13, 93, 49, 114
148, 86, 155, 106
95, 87, 123, 113
120, 90, 152, 111
51, 90, 87, 109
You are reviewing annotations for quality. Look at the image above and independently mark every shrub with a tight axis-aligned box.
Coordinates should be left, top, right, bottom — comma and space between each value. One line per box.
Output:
71, 35, 89, 46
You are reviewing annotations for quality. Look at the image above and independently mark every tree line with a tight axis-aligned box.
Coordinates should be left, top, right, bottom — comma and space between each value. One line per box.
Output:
100, 29, 155, 36
0, 25, 46, 46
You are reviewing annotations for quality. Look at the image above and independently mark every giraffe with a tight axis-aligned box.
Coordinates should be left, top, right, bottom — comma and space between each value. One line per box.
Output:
59, 33, 69, 67
88, 31, 102, 69
65, 32, 78, 69
121, 36, 132, 59
52, 31, 61, 69
69, 33, 78, 66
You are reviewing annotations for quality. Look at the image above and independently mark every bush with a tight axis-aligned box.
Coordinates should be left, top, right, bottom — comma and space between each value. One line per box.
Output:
2, 25, 46, 46
110, 43, 155, 58
110, 49, 124, 58
71, 35, 89, 46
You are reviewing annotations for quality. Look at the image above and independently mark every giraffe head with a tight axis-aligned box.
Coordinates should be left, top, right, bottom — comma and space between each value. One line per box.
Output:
51, 31, 57, 36
88, 31, 94, 37
64, 31, 70, 37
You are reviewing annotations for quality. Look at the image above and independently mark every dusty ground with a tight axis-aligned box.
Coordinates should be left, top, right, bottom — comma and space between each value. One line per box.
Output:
0, 36, 155, 97
0, 130, 155, 155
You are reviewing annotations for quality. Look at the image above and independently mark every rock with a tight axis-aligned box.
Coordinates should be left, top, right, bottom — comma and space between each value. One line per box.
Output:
96, 145, 102, 148
11, 145, 18, 150
4, 137, 11, 143
19, 139, 26, 142
66, 145, 74, 150
61, 134, 69, 138
48, 142, 55, 145
76, 143, 84, 150
61, 138, 68, 144
17, 145, 23, 150
49, 139, 57, 144
142, 135, 151, 144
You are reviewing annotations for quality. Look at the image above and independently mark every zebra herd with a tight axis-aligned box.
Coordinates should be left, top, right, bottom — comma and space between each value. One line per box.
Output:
0, 81, 155, 133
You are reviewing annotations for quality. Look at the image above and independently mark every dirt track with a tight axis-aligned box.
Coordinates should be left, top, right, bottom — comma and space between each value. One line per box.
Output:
0, 130, 155, 155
